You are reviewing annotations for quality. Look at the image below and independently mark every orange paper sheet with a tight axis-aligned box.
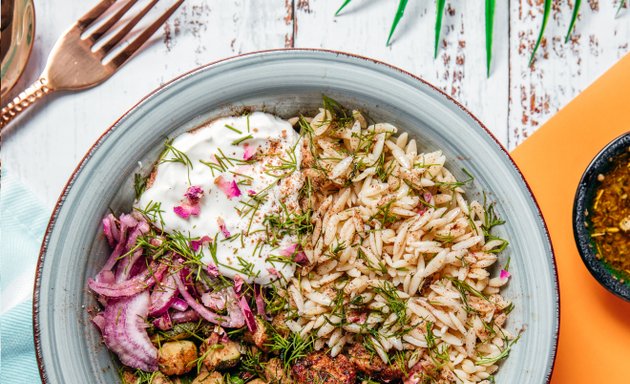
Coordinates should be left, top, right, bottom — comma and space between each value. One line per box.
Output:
511, 54, 630, 383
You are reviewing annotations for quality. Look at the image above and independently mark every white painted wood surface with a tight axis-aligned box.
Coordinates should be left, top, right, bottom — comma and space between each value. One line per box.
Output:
2, 0, 628, 209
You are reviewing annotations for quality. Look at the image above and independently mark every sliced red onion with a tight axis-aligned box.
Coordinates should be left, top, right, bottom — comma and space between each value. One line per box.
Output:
92, 313, 105, 332
233, 275, 244, 294
206, 263, 219, 278
148, 273, 177, 316
97, 232, 129, 281
170, 309, 200, 324
201, 291, 227, 312
101, 291, 157, 372
254, 285, 266, 316
174, 271, 244, 328
225, 289, 245, 327
152, 312, 173, 331
116, 249, 143, 283
237, 296, 257, 333
102, 214, 116, 247
89, 263, 167, 298
119, 213, 139, 228
126, 220, 149, 248
98, 270, 116, 284
170, 298, 189, 312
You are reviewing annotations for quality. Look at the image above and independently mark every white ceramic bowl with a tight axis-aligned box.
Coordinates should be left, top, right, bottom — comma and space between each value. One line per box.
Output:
34, 50, 559, 383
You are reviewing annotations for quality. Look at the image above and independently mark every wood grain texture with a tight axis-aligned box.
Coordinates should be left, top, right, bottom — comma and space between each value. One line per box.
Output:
1, 0, 627, 209
509, 0, 630, 147
294, 0, 510, 145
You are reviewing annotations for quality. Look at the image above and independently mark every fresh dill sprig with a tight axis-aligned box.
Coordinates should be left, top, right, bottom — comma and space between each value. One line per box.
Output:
159, 138, 193, 183
241, 346, 265, 376
322, 95, 353, 127
232, 134, 253, 146
266, 326, 314, 371
372, 281, 409, 332
481, 193, 509, 253
120, 369, 158, 384
134, 200, 165, 229
224, 124, 242, 134
369, 200, 398, 227
447, 276, 490, 313
199, 159, 225, 178
375, 153, 396, 182
133, 173, 147, 200
264, 147, 299, 179
435, 168, 475, 190
424, 321, 450, 368
476, 334, 521, 365
263, 200, 313, 244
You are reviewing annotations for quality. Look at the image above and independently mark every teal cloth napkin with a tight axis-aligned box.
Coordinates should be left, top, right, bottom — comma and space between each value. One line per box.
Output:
1, 169, 49, 383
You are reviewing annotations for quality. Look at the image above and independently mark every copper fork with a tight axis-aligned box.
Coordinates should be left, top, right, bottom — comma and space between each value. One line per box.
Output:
0, 0, 184, 131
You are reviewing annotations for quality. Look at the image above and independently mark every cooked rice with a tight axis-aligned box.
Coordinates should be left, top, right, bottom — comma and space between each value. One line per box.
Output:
283, 108, 516, 383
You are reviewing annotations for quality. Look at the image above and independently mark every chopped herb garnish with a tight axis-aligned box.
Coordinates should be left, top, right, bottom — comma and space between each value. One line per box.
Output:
476, 334, 521, 365
232, 134, 253, 146
224, 124, 242, 134
159, 138, 193, 183
133, 173, 147, 200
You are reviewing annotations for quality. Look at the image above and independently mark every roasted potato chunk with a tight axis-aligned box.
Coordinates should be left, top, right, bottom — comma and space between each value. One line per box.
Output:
152, 372, 174, 384
292, 352, 356, 384
192, 367, 225, 384
201, 339, 242, 371
247, 379, 268, 384
264, 358, 291, 384
244, 317, 269, 350
157, 340, 198, 376
271, 314, 290, 339
121, 370, 139, 384
348, 344, 403, 381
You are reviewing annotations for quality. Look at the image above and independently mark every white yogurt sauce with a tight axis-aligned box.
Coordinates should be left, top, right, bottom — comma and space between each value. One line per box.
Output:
137, 112, 303, 285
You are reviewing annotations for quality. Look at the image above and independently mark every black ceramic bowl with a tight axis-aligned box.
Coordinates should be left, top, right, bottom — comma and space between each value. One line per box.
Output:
573, 132, 630, 301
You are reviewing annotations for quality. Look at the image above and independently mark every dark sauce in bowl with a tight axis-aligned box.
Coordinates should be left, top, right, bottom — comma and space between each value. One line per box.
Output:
573, 133, 630, 301
588, 150, 630, 282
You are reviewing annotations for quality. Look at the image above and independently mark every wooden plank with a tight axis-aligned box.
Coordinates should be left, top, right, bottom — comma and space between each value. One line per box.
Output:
509, 0, 630, 147
2, 0, 292, 208
3, 0, 629, 210
293, 0, 511, 146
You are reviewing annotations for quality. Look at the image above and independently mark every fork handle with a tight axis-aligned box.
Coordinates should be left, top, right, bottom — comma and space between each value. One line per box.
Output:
1, 77, 53, 131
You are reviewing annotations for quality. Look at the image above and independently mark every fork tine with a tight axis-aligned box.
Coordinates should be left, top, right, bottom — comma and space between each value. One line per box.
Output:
90, 0, 140, 42
111, 0, 184, 67
100, 0, 158, 54
77, 0, 116, 31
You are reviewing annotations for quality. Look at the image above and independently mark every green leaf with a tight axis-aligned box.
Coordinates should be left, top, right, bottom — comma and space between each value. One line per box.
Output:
434, 0, 446, 58
565, 0, 581, 43
529, 0, 552, 66
617, 0, 628, 17
335, 0, 353, 16
485, 0, 496, 77
386, 0, 410, 46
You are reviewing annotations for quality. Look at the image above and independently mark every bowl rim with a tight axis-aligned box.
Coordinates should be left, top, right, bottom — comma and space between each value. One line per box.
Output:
32, 48, 560, 383
572, 131, 630, 301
